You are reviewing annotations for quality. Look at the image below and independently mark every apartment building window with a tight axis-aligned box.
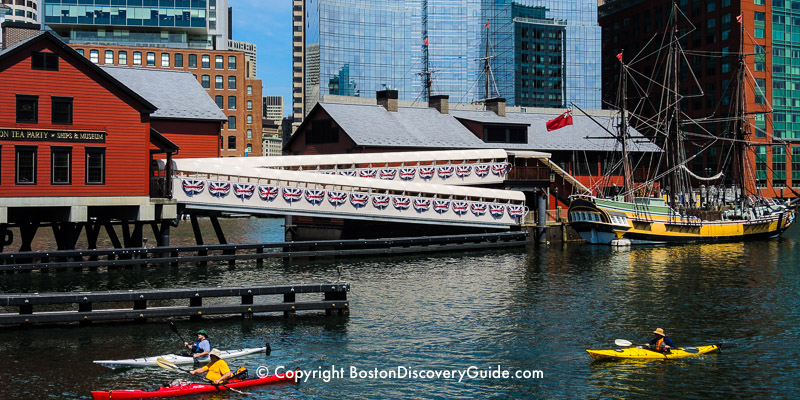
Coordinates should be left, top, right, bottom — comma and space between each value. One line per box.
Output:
146, 52, 155, 66
16, 95, 38, 123
215, 95, 224, 109
104, 50, 113, 64
202, 55, 210, 68
246, 85, 252, 95
228, 76, 236, 89
246, 129, 252, 139
51, 146, 71, 184
51, 97, 72, 125
86, 148, 105, 184
15, 146, 37, 184
189, 54, 197, 68
228, 96, 236, 109
118, 51, 127, 65
246, 100, 253, 110
215, 75, 223, 89
228, 116, 236, 129
215, 55, 223, 69
161, 53, 170, 67
90, 49, 99, 63
133, 51, 142, 65
76, 49, 84, 56
246, 144, 252, 154
228, 136, 237, 149
228, 56, 236, 69
175, 53, 183, 67
201, 75, 210, 88
246, 115, 253, 125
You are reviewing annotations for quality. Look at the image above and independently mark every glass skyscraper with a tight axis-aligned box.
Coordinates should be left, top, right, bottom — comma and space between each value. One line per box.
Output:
302, 0, 601, 112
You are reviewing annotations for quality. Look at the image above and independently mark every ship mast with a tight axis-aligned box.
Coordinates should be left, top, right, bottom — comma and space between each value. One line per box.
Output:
735, 14, 748, 210
618, 53, 633, 202
666, 4, 682, 211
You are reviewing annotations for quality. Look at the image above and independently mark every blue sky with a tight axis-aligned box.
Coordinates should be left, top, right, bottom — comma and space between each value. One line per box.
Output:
230, 0, 292, 116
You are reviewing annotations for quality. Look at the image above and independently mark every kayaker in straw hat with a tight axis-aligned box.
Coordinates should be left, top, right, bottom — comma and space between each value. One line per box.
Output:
190, 348, 232, 385
645, 328, 674, 353
184, 329, 211, 359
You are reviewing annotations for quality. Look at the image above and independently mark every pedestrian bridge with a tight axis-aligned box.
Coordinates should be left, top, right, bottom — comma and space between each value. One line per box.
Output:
168, 149, 530, 229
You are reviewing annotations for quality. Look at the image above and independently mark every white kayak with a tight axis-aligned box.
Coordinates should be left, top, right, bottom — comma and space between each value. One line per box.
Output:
93, 346, 268, 369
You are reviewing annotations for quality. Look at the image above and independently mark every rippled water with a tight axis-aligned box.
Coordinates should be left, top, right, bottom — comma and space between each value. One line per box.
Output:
0, 217, 798, 399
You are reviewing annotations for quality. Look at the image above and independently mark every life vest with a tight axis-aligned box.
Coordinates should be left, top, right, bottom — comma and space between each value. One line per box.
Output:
653, 337, 669, 353
191, 339, 212, 354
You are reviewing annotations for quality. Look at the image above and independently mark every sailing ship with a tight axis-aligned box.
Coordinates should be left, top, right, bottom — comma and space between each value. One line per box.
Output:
567, 5, 796, 245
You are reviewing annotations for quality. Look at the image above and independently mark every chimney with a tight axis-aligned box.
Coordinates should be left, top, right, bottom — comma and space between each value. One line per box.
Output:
485, 97, 506, 117
2, 21, 41, 50
429, 95, 449, 114
376, 89, 399, 112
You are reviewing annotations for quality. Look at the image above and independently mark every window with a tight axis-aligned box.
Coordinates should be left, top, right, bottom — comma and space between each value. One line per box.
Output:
16, 95, 38, 123
246, 129, 253, 139
228, 56, 236, 69
76, 49, 84, 56
247, 115, 253, 124
228, 96, 236, 109
161, 53, 170, 67
175, 53, 183, 67
246, 144, 253, 154
201, 75, 210, 88
228, 116, 236, 129
105, 50, 113, 64
247, 100, 253, 110
32, 52, 58, 70
201, 55, 210, 68
133, 51, 142, 65
189, 54, 197, 68
146, 52, 155, 66
215, 95, 224, 109
118, 51, 127, 65
215, 55, 223, 69
215, 75, 223, 89
51, 97, 72, 125
306, 119, 339, 144
246, 85, 252, 95
51, 147, 71, 184
774, 146, 786, 187
755, 146, 767, 188
228, 136, 237, 149
15, 146, 37, 184
85, 148, 105, 184
90, 49, 99, 63
483, 126, 528, 144
228, 76, 237, 89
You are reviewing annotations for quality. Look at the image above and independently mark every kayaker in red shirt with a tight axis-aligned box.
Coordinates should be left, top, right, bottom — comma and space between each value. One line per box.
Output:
645, 327, 674, 353
190, 348, 232, 384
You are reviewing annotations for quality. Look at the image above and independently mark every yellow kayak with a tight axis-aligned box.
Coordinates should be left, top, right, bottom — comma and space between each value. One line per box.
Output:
587, 345, 719, 360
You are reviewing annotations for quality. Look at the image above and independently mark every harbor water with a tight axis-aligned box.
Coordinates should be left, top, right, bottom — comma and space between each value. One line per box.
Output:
0, 217, 798, 399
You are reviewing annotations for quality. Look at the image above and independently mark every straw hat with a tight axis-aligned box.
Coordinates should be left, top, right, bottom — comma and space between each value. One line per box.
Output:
653, 328, 666, 336
209, 348, 222, 358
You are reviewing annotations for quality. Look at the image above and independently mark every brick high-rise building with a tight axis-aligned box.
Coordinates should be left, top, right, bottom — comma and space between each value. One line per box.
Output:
599, 0, 796, 198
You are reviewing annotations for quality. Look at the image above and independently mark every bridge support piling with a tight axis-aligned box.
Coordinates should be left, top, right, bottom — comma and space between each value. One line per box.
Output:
537, 190, 547, 243
190, 215, 207, 267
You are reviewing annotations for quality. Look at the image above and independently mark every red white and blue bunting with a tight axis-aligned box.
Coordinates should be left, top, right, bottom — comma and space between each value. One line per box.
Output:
209, 181, 231, 197
507, 205, 525, 218
359, 169, 377, 178
492, 163, 509, 176
413, 198, 431, 212
399, 167, 416, 181
305, 189, 326, 205
372, 194, 390, 210
433, 200, 450, 214
379, 169, 396, 180
350, 193, 369, 208
182, 179, 205, 196
338, 170, 356, 176
452, 201, 469, 216
475, 164, 490, 177
392, 196, 410, 210
470, 202, 487, 216
282, 187, 302, 203
456, 165, 472, 178
328, 190, 348, 206
419, 166, 435, 180
489, 204, 505, 219
258, 185, 279, 201
233, 183, 255, 199
437, 166, 454, 179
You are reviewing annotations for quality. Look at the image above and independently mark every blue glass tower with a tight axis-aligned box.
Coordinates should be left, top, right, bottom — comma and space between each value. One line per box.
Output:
303, 0, 601, 110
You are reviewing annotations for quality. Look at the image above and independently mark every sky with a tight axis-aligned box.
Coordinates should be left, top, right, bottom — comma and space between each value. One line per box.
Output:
230, 0, 293, 116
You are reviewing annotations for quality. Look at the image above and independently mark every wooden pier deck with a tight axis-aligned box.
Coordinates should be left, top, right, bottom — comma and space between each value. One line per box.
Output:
0, 283, 349, 327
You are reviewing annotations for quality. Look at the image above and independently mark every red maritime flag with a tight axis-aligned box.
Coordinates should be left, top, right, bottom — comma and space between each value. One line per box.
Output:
424, 37, 429, 46
485, 20, 490, 28
546, 110, 574, 132
616, 52, 623, 62
736, 14, 742, 23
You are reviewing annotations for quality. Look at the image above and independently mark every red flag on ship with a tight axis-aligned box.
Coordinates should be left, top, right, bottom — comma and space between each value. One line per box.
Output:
546, 110, 573, 132
616, 52, 623, 62
736, 14, 742, 23
424, 37, 429, 46
485, 20, 490, 28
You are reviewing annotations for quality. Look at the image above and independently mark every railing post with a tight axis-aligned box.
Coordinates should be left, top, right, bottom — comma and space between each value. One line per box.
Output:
283, 292, 296, 318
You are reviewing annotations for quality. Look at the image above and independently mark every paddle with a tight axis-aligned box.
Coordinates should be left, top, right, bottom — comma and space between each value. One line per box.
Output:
169, 321, 187, 343
615, 339, 699, 353
156, 357, 252, 395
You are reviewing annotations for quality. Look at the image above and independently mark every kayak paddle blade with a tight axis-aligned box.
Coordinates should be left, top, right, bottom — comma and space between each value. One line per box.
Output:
614, 339, 633, 347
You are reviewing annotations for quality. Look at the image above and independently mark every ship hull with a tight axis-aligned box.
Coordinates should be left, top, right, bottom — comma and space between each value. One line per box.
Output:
568, 197, 794, 245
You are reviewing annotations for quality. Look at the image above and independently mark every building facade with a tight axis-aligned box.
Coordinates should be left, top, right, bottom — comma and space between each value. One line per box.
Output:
292, 0, 304, 126
512, 3, 566, 108
67, 43, 263, 157
42, 0, 229, 50
1, 0, 38, 24
263, 95, 283, 121
599, 0, 795, 198
228, 39, 256, 78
